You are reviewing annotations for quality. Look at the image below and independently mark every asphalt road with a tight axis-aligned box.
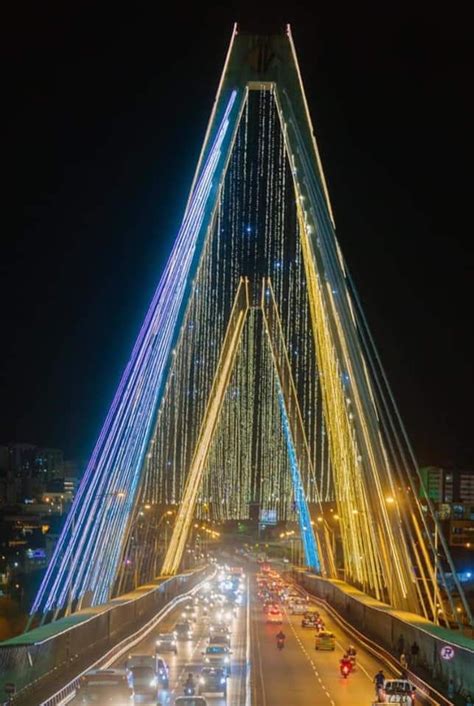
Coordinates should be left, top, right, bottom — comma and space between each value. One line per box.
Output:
250, 573, 395, 706
70, 578, 249, 706
69, 569, 398, 706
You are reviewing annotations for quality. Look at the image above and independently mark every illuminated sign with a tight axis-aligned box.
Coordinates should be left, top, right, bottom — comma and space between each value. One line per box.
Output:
440, 645, 455, 661
26, 549, 46, 560
259, 509, 277, 525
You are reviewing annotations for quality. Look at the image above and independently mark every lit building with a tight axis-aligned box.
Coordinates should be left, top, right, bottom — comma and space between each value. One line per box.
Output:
0, 443, 64, 502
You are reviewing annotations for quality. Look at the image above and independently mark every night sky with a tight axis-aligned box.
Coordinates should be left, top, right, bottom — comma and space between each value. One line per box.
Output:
2, 3, 472, 467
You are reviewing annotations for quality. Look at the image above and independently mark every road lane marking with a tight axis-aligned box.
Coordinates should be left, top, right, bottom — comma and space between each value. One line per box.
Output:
285, 606, 335, 706
289, 579, 385, 683
250, 584, 267, 706
245, 575, 251, 706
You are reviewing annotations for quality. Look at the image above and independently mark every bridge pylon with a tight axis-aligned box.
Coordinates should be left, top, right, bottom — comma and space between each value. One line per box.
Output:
30, 25, 471, 630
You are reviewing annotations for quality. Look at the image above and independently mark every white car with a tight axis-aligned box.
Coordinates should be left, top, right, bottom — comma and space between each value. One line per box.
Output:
289, 599, 308, 615
155, 632, 178, 654
202, 645, 232, 675
380, 679, 416, 704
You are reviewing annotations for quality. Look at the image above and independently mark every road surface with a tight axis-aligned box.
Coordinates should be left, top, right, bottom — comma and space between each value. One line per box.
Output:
69, 568, 399, 705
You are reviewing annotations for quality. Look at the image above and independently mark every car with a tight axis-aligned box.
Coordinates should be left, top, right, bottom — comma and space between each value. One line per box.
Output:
381, 679, 417, 704
182, 604, 199, 621
78, 669, 133, 704
202, 644, 232, 675
289, 598, 308, 614
198, 667, 227, 696
263, 601, 276, 613
208, 633, 231, 648
315, 630, 336, 651
209, 621, 231, 636
175, 621, 193, 640
155, 632, 178, 654
125, 655, 163, 696
174, 697, 208, 706
283, 592, 300, 604
301, 611, 322, 628
266, 607, 283, 624
216, 604, 236, 622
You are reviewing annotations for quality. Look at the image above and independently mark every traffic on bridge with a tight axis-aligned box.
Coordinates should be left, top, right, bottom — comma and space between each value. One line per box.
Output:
67, 560, 412, 706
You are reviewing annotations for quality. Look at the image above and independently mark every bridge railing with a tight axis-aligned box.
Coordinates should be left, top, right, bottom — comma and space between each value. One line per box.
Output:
0, 566, 211, 706
292, 569, 474, 702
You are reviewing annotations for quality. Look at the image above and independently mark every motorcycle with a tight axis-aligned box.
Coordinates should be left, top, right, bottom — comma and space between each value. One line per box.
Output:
184, 684, 196, 696
349, 654, 356, 670
277, 637, 285, 650
340, 663, 351, 679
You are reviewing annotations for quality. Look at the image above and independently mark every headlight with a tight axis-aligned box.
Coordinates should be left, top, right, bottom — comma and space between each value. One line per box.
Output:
199, 677, 205, 684
220, 678, 226, 684
149, 678, 157, 687
224, 656, 229, 663
205, 657, 210, 662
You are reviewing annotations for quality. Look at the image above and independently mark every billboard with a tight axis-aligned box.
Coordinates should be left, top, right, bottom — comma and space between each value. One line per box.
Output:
259, 509, 277, 525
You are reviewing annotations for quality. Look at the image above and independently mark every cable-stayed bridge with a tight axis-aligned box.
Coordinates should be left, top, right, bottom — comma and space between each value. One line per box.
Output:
3, 25, 473, 706
31, 23, 470, 628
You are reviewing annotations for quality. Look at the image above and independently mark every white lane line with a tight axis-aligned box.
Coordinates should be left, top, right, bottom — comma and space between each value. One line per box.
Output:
245, 575, 251, 706
285, 607, 335, 706
252, 598, 267, 706
290, 580, 384, 683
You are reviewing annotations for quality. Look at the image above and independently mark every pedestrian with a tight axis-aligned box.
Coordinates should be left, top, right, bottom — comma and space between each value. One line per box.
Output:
410, 640, 419, 667
397, 633, 405, 656
374, 670, 385, 700
447, 679, 454, 699
400, 652, 408, 671
465, 694, 473, 706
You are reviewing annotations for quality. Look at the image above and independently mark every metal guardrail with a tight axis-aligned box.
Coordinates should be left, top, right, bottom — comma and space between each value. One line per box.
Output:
290, 575, 454, 706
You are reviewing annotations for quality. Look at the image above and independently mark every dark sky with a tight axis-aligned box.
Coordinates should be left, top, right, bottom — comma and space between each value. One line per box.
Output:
2, 3, 472, 467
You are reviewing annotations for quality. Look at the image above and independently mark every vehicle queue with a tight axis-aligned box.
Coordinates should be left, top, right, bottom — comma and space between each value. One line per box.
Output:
256, 565, 417, 705
75, 565, 245, 705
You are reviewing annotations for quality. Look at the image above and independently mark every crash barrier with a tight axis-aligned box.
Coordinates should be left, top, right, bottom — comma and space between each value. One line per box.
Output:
293, 570, 474, 702
0, 566, 212, 706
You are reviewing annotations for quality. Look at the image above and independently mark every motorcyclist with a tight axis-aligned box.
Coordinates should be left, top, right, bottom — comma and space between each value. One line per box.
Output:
276, 630, 286, 646
340, 653, 352, 674
184, 673, 195, 693
347, 645, 357, 657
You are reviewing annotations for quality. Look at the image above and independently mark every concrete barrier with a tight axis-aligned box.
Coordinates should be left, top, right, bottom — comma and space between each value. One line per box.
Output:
295, 570, 474, 697
0, 567, 210, 704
